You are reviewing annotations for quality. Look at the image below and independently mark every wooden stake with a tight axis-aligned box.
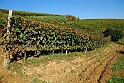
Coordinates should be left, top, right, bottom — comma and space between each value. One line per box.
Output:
85, 48, 87, 54
23, 49, 26, 63
66, 49, 68, 55
4, 10, 12, 67
3, 49, 7, 67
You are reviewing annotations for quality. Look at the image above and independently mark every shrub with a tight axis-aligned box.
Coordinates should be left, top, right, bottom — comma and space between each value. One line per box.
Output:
66, 15, 78, 21
103, 28, 123, 41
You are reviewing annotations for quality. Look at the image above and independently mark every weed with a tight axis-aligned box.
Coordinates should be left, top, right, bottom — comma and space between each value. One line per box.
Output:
112, 54, 124, 71
71, 69, 76, 73
112, 62, 123, 71
31, 78, 51, 83
7, 61, 27, 77
26, 58, 41, 66
64, 70, 66, 73
96, 57, 100, 62
107, 75, 124, 83
92, 56, 101, 62
107, 52, 124, 83
7, 61, 22, 72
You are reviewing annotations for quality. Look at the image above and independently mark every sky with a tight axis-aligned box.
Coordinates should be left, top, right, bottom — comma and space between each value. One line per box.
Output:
0, 0, 124, 19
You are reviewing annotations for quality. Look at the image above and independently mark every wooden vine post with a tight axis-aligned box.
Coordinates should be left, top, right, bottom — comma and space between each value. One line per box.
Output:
4, 10, 12, 67
23, 44, 26, 63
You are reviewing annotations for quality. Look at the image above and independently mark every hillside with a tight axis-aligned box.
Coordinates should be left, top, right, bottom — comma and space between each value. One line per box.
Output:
1, 9, 124, 38
0, 9, 124, 83
0, 9, 124, 53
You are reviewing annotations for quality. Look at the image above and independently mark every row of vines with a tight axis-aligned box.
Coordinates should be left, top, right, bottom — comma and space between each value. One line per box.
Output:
66, 19, 124, 31
4, 17, 107, 54
0, 10, 108, 67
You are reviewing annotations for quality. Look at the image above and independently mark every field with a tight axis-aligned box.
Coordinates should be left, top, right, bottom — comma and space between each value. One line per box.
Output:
0, 9, 124, 83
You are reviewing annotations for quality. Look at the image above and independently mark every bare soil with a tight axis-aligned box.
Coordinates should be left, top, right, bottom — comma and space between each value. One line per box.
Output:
0, 47, 30, 83
0, 43, 124, 83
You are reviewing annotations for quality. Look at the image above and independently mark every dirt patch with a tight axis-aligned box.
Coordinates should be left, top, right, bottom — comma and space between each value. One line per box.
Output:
23, 43, 123, 83
95, 45, 124, 83
0, 43, 123, 83
0, 65, 30, 83
0, 47, 30, 83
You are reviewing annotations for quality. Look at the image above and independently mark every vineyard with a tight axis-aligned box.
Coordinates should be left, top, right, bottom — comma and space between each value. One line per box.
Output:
0, 9, 124, 83
0, 9, 109, 63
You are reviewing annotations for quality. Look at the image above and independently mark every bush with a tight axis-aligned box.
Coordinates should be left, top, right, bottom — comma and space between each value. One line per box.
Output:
66, 15, 78, 21
103, 28, 123, 41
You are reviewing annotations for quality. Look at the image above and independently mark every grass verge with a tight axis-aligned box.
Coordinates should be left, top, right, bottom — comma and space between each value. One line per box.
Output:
107, 75, 124, 83
107, 50, 124, 83
112, 54, 124, 71
117, 37, 124, 45
25, 52, 83, 66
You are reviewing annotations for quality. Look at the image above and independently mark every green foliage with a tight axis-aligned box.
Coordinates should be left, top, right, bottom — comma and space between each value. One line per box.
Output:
112, 62, 123, 71
32, 78, 51, 83
112, 54, 124, 71
103, 28, 123, 41
107, 75, 124, 83
28, 16, 68, 23
26, 58, 41, 66
2, 16, 106, 56
1, 9, 107, 60
66, 19, 124, 36
107, 52, 124, 83
7, 61, 23, 74
71, 69, 76, 73
0, 11, 7, 37
67, 19, 124, 28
